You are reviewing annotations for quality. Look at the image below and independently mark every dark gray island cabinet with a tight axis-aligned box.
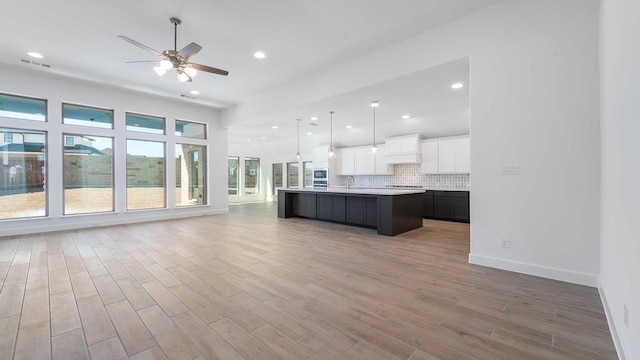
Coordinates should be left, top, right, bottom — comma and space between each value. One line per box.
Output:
278, 189, 424, 236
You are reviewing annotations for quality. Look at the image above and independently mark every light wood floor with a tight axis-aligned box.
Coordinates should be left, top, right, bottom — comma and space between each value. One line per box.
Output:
0, 202, 617, 359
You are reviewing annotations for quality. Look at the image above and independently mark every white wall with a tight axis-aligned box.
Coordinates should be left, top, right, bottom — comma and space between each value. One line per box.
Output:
0, 66, 228, 236
600, 0, 640, 358
224, 0, 601, 286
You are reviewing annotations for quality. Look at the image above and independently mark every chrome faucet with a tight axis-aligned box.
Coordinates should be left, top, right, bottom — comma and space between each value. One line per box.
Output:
347, 176, 355, 190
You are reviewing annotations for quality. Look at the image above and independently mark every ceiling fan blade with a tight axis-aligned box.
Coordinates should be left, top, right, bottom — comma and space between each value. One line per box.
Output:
118, 35, 162, 55
178, 42, 202, 61
186, 63, 229, 76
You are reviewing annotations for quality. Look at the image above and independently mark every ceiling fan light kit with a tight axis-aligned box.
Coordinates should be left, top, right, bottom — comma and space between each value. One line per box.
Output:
119, 17, 229, 83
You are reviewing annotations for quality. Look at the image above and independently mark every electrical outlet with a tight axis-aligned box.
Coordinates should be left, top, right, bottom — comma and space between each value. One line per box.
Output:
500, 164, 520, 175
501, 238, 511, 248
624, 304, 629, 327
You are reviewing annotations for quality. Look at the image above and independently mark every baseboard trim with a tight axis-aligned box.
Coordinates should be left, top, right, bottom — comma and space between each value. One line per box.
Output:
468, 253, 598, 287
599, 282, 627, 360
0, 208, 229, 237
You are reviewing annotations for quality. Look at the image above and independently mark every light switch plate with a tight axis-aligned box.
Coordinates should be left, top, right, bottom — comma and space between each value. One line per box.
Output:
500, 164, 520, 175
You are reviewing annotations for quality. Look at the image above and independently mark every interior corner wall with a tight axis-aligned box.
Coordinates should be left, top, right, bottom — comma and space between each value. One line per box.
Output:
599, 0, 640, 358
0, 66, 228, 236
225, 0, 602, 286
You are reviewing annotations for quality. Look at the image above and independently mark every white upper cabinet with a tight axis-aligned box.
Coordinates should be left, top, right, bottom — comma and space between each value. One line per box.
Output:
384, 134, 421, 164
375, 145, 394, 175
420, 136, 470, 174
337, 147, 355, 175
335, 145, 393, 175
420, 141, 439, 174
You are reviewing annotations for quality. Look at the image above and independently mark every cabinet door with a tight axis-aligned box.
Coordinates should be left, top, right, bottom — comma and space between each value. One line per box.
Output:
423, 194, 434, 217
316, 194, 332, 220
332, 196, 346, 222
437, 140, 456, 173
452, 197, 470, 221
339, 148, 355, 175
421, 141, 438, 174
346, 197, 365, 225
434, 197, 454, 218
364, 197, 377, 227
375, 145, 394, 175
454, 137, 470, 173
354, 147, 375, 175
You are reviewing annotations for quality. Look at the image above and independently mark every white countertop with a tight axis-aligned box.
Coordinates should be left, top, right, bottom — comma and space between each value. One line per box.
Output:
280, 188, 425, 195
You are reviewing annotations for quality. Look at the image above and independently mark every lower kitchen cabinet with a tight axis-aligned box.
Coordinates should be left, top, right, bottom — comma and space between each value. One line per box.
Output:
292, 193, 317, 218
346, 196, 377, 227
317, 194, 346, 222
424, 190, 469, 223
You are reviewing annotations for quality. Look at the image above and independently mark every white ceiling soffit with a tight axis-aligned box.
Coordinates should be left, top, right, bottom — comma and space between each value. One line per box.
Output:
228, 58, 470, 150
0, 0, 499, 109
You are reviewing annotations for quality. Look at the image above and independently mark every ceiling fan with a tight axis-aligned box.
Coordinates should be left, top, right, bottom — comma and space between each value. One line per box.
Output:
118, 17, 229, 82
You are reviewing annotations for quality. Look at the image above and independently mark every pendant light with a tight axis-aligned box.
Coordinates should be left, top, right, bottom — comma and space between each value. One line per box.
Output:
293, 119, 302, 162
328, 111, 337, 158
370, 101, 379, 153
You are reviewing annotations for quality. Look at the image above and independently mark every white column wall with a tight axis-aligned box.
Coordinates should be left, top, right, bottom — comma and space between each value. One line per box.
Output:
223, 0, 601, 285
599, 0, 640, 358
0, 66, 228, 236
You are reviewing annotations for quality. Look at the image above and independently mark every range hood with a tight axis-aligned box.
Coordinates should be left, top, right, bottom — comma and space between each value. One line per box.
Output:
383, 134, 422, 164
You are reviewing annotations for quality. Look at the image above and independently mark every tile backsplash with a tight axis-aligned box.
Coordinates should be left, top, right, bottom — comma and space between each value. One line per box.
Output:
342, 164, 469, 190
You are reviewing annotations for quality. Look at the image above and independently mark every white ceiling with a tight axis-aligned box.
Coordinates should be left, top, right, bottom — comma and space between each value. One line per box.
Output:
0, 0, 497, 148
228, 58, 470, 149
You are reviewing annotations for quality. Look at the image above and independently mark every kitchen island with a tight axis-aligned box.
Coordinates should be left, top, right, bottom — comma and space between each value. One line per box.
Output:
277, 188, 424, 236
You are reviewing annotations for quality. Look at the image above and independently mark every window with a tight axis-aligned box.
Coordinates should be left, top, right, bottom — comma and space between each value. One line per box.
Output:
244, 157, 260, 195
175, 120, 206, 139
0, 128, 47, 219
228, 156, 239, 195
176, 144, 206, 206
126, 113, 165, 134
272, 163, 283, 195
304, 161, 313, 188
287, 162, 299, 188
126, 139, 165, 210
4, 133, 13, 143
63, 103, 113, 129
0, 93, 46, 122
64, 134, 113, 214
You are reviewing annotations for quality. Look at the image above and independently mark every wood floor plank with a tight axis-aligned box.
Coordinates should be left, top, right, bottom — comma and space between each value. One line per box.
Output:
210, 317, 282, 360
69, 270, 98, 299
20, 286, 50, 329
172, 311, 244, 360
0, 315, 20, 360
141, 280, 189, 317
76, 295, 117, 345
13, 320, 50, 360
92, 273, 126, 305
50, 290, 82, 336
51, 328, 89, 360
251, 324, 321, 360
169, 284, 225, 323
105, 300, 157, 356
137, 305, 202, 360
88, 337, 128, 360
115, 276, 156, 311
128, 346, 168, 360
0, 283, 25, 318
26, 265, 48, 290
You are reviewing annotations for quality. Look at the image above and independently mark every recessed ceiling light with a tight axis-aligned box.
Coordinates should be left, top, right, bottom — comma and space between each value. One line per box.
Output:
272, 125, 278, 129
307, 132, 312, 135
451, 83, 464, 89
261, 136, 267, 140
246, 139, 251, 142
346, 125, 352, 129
402, 115, 410, 119
27, 52, 43, 59
253, 51, 266, 59
311, 116, 318, 121
190, 90, 199, 95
